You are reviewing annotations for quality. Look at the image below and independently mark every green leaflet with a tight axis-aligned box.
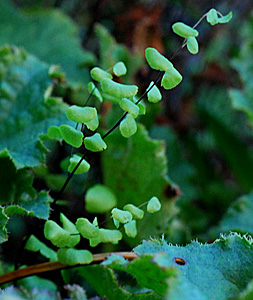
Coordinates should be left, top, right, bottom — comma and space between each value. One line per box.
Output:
124, 220, 137, 238
59, 125, 84, 148
101, 78, 138, 98
147, 197, 161, 214
111, 208, 132, 224
88, 82, 103, 103
76, 218, 99, 239
60, 213, 80, 247
172, 22, 199, 38
68, 155, 90, 174
113, 62, 127, 76
120, 114, 137, 138
134, 234, 253, 300
44, 220, 71, 248
0, 1, 95, 83
0, 46, 69, 169
65, 106, 97, 124
147, 82, 162, 103
90, 67, 113, 82
57, 248, 93, 266
119, 98, 139, 118
25, 235, 57, 262
123, 204, 144, 220
161, 68, 183, 90
186, 37, 199, 55
83, 133, 107, 152
145, 48, 173, 72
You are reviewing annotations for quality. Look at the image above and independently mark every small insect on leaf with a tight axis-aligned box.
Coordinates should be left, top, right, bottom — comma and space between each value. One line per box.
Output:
57, 248, 93, 266
85, 184, 117, 213
113, 61, 127, 77
83, 133, 107, 152
172, 22, 199, 38
101, 78, 138, 98
120, 114, 137, 138
59, 125, 83, 148
90, 67, 112, 82
68, 155, 90, 174
147, 196, 161, 213
147, 81, 162, 103
145, 47, 173, 71
111, 208, 132, 224
161, 68, 183, 90
186, 36, 199, 55
124, 220, 137, 238
66, 105, 97, 123
119, 98, 139, 118
173, 257, 187, 266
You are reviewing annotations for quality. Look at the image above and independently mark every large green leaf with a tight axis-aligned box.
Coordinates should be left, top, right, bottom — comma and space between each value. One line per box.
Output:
78, 265, 162, 300
218, 192, 253, 236
0, 0, 95, 83
134, 233, 253, 300
102, 124, 178, 245
0, 206, 8, 244
0, 46, 69, 169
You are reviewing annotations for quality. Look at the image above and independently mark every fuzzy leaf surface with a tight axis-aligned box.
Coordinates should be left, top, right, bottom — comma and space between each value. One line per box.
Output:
0, 0, 94, 82
134, 234, 253, 300
0, 46, 69, 169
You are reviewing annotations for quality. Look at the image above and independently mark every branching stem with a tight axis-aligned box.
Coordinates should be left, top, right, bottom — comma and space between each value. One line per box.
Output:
0, 252, 138, 285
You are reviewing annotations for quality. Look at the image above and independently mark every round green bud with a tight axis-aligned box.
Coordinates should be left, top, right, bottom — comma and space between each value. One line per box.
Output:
186, 36, 199, 55
172, 22, 199, 38
119, 98, 139, 118
113, 61, 127, 76
111, 208, 132, 224
101, 78, 138, 98
44, 220, 71, 247
90, 67, 112, 82
57, 248, 93, 266
76, 218, 99, 239
68, 155, 90, 174
66, 105, 97, 123
161, 68, 182, 90
120, 114, 137, 138
83, 133, 107, 152
123, 204, 144, 220
147, 81, 162, 103
124, 220, 137, 238
85, 184, 117, 213
145, 47, 173, 71
59, 125, 83, 148
147, 196, 161, 214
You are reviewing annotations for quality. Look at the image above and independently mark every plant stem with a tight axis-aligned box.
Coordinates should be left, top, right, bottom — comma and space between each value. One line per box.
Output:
0, 252, 138, 285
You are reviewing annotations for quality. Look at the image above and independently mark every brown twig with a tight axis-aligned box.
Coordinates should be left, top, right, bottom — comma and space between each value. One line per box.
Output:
0, 252, 138, 285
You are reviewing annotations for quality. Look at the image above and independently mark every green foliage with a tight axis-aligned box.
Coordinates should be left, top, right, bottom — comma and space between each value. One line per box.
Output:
83, 133, 107, 152
0, 0, 95, 83
172, 22, 199, 38
134, 234, 253, 300
0, 46, 69, 169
